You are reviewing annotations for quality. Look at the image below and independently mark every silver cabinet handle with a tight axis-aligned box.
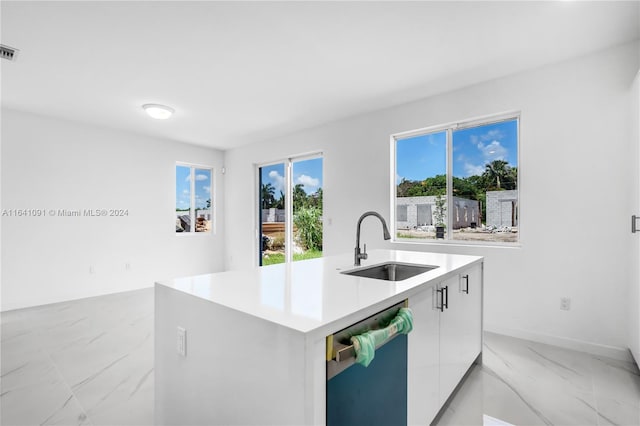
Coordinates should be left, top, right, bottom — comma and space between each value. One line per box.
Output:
462, 275, 469, 294
443, 285, 448, 309
436, 287, 444, 312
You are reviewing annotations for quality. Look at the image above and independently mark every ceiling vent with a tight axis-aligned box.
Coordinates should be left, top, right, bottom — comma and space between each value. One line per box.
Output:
0, 45, 19, 62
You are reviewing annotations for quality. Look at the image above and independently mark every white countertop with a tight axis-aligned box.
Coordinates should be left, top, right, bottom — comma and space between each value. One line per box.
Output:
156, 249, 482, 335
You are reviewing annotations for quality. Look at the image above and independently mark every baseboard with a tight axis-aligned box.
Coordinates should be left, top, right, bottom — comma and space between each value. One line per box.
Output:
484, 324, 634, 363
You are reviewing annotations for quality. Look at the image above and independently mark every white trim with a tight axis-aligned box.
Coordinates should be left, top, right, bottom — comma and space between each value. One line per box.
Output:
484, 326, 634, 362
175, 162, 214, 236
176, 160, 214, 169
390, 135, 398, 229
391, 110, 520, 141
391, 112, 520, 246
256, 153, 324, 266
190, 167, 195, 232
285, 161, 293, 263
290, 151, 323, 163
446, 127, 453, 239
254, 164, 261, 267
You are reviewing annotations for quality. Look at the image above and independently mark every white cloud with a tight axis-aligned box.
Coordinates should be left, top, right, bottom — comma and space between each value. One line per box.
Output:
296, 174, 319, 189
477, 140, 507, 163
268, 170, 285, 192
460, 140, 508, 177
203, 186, 211, 193
464, 162, 485, 177
184, 173, 210, 182
183, 189, 189, 194
481, 129, 504, 142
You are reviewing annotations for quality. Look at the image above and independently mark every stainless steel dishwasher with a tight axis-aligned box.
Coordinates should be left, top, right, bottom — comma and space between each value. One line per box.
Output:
326, 300, 408, 426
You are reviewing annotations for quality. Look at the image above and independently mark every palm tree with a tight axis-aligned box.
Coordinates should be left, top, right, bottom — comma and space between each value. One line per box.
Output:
261, 183, 276, 209
483, 160, 510, 190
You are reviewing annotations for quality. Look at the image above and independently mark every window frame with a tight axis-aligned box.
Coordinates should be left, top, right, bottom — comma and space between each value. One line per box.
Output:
256, 152, 323, 265
391, 111, 520, 247
175, 162, 215, 235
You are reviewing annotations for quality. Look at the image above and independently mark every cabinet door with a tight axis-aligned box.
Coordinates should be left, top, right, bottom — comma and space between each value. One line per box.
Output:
407, 286, 440, 425
438, 274, 465, 405
457, 264, 482, 369
439, 265, 483, 405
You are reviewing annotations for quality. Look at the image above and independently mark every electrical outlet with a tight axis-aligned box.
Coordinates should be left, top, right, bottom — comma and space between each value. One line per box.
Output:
177, 327, 186, 357
125, 262, 131, 271
560, 297, 571, 311
89, 266, 95, 274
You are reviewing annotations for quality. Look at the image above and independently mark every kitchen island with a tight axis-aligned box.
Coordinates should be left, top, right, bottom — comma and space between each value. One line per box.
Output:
155, 249, 483, 425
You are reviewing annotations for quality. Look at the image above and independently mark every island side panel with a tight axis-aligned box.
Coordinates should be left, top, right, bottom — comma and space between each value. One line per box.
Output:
305, 332, 329, 425
155, 284, 308, 426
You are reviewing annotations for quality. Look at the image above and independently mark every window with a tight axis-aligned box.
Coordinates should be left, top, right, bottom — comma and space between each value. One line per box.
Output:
175, 164, 213, 233
393, 114, 519, 244
259, 155, 323, 265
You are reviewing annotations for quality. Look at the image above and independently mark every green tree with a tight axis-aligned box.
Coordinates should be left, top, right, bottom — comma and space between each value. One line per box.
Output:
261, 183, 276, 209
397, 175, 448, 197
452, 176, 478, 199
505, 166, 518, 190
308, 187, 323, 211
483, 160, 511, 190
274, 190, 285, 209
293, 184, 307, 210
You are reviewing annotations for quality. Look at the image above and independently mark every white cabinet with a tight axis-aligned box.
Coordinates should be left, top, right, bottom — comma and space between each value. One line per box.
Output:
408, 286, 440, 425
439, 264, 482, 405
408, 262, 483, 424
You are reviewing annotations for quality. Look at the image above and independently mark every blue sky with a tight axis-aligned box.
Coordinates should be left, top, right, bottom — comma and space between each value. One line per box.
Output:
176, 166, 212, 210
396, 119, 518, 182
261, 158, 323, 195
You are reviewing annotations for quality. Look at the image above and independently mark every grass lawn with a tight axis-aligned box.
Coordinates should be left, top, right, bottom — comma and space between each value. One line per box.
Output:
262, 249, 322, 266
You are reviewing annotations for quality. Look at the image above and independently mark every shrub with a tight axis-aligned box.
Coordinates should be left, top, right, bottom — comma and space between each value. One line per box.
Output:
294, 206, 323, 251
268, 232, 285, 251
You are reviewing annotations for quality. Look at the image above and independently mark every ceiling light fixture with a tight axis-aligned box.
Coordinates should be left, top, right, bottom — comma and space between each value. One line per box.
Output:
142, 104, 174, 120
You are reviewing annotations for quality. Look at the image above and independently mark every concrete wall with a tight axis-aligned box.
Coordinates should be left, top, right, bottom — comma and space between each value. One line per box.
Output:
1, 109, 226, 311
225, 41, 640, 360
486, 190, 518, 228
397, 196, 480, 229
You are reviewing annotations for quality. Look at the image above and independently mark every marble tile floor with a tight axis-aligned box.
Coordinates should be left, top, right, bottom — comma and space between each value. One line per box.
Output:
1, 289, 154, 426
435, 333, 640, 426
1, 288, 639, 426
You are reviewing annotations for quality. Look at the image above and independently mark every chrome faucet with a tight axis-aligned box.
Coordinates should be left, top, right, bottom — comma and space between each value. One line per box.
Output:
354, 211, 391, 266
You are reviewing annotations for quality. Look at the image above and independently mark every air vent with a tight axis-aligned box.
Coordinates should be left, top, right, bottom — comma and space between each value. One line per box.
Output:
0, 45, 19, 62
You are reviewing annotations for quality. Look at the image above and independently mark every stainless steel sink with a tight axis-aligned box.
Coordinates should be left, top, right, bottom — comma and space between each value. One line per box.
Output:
341, 262, 438, 281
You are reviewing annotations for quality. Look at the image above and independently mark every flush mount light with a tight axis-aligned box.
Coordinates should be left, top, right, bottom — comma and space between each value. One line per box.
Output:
142, 104, 174, 120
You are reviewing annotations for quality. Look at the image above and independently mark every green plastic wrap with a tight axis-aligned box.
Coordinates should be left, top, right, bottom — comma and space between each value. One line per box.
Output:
350, 307, 413, 367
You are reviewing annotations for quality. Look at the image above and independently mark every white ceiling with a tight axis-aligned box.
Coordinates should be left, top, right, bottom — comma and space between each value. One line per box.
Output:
2, 1, 639, 150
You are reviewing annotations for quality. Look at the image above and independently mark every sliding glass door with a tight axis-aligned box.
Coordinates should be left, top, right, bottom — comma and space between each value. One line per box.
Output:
259, 162, 287, 265
259, 155, 323, 266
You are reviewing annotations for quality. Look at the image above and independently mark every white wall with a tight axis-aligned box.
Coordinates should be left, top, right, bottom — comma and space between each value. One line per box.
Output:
1, 109, 226, 311
630, 69, 640, 366
225, 41, 640, 360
